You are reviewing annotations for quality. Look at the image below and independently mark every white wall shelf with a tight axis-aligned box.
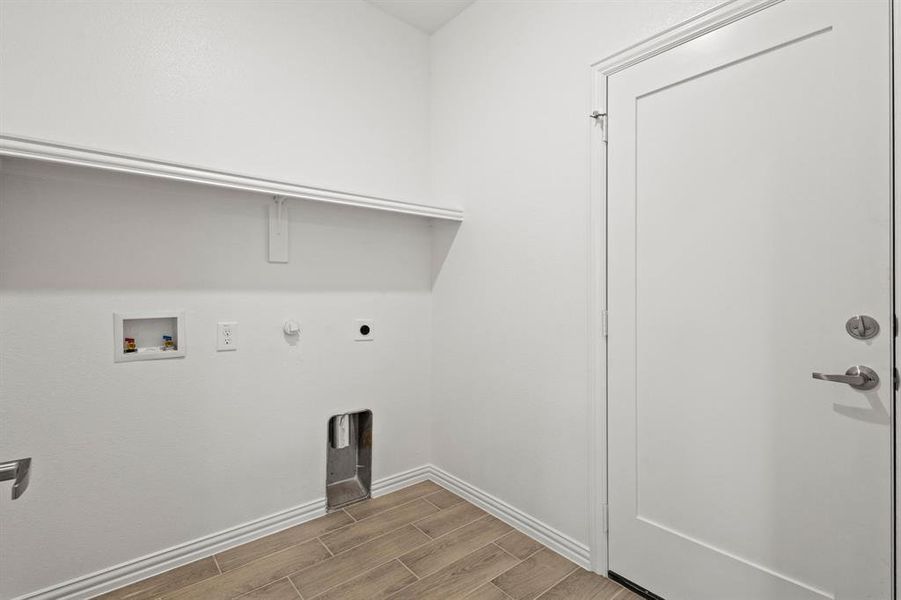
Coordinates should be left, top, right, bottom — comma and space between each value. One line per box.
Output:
0, 134, 464, 222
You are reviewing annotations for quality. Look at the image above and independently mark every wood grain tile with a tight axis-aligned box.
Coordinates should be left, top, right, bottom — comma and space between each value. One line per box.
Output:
291, 525, 429, 599
494, 530, 544, 560
492, 548, 578, 600
216, 511, 354, 572
414, 501, 486, 538
320, 498, 438, 554
388, 543, 519, 600
235, 578, 300, 599
345, 481, 442, 520
536, 568, 626, 600
161, 539, 330, 600
94, 557, 219, 600
423, 489, 465, 509
400, 515, 511, 577
466, 582, 511, 599
94, 482, 600, 600
311, 560, 417, 600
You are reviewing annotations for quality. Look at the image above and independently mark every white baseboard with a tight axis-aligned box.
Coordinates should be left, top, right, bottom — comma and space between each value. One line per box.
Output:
426, 466, 591, 570
15, 495, 327, 600
14, 464, 589, 599
371, 464, 432, 497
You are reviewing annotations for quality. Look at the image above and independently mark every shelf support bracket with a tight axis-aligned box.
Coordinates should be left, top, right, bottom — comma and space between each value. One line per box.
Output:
268, 196, 289, 263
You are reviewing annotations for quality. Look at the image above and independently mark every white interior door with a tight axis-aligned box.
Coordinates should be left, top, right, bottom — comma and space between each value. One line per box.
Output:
606, 2, 893, 599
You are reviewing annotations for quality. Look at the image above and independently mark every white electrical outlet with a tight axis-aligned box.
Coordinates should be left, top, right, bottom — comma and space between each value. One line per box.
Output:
354, 319, 374, 342
217, 322, 237, 351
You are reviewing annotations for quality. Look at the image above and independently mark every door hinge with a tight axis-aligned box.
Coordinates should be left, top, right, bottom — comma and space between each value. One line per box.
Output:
602, 503, 609, 533
894, 314, 898, 338
590, 111, 608, 143
601, 309, 608, 338
894, 367, 899, 391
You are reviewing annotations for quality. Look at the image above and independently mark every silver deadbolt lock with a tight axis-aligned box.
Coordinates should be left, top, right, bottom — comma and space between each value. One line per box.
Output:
846, 315, 879, 340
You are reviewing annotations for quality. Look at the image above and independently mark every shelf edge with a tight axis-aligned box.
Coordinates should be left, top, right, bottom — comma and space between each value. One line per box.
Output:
0, 134, 464, 222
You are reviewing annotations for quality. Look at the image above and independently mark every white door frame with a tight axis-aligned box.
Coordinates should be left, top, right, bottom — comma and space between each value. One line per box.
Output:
586, 0, 899, 595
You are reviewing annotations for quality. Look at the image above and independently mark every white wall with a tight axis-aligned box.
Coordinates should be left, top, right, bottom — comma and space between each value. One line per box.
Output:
0, 3, 434, 596
428, 0, 721, 551
0, 0, 430, 203
0, 159, 434, 599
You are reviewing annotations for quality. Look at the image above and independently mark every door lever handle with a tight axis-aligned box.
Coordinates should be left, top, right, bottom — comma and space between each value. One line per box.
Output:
812, 365, 879, 390
0, 457, 31, 500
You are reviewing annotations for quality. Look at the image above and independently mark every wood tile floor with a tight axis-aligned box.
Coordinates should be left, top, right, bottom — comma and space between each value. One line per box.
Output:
95, 481, 641, 600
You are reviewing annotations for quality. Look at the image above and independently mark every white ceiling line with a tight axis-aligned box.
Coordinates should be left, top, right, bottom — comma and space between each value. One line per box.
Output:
367, 0, 476, 34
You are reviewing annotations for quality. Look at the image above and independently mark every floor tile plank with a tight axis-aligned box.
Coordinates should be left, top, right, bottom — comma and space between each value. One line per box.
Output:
320, 499, 438, 554
492, 548, 578, 600
466, 582, 512, 599
345, 481, 442, 520
235, 578, 300, 599
93, 482, 600, 600
290, 525, 430, 599
423, 489, 465, 509
535, 568, 626, 600
494, 530, 544, 560
161, 540, 330, 600
388, 543, 519, 600
414, 501, 486, 538
216, 511, 354, 572
311, 560, 417, 600
400, 515, 511, 577
94, 557, 220, 600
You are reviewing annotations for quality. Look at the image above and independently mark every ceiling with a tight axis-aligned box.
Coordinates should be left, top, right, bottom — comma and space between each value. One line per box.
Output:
367, 0, 476, 34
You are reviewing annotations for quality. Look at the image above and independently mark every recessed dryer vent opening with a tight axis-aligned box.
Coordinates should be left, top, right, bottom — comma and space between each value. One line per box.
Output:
326, 410, 372, 510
